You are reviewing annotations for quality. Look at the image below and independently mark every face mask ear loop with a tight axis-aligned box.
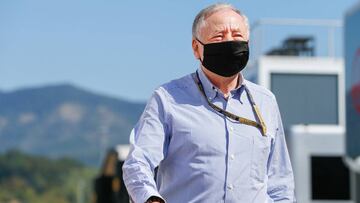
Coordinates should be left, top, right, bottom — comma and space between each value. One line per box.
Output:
195, 38, 205, 62
195, 38, 205, 46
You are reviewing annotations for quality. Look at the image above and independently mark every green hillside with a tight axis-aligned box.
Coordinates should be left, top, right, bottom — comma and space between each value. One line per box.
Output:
0, 150, 97, 203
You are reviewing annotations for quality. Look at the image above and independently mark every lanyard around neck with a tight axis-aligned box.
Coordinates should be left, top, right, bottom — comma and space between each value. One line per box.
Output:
192, 71, 267, 136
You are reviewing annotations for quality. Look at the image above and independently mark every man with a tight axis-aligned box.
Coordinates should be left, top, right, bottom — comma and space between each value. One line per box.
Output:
123, 3, 295, 203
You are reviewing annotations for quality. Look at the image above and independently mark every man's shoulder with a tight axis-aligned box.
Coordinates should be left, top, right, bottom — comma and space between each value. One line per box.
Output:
158, 73, 194, 93
243, 79, 276, 101
154, 73, 195, 100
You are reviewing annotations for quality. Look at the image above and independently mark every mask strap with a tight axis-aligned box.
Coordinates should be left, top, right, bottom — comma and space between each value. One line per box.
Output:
195, 38, 205, 62
199, 58, 204, 64
195, 38, 205, 46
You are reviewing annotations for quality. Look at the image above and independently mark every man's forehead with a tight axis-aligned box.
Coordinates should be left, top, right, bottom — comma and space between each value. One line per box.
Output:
202, 9, 245, 31
212, 24, 242, 32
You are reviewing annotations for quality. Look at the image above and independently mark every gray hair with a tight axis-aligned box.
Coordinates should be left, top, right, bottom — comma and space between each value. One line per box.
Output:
192, 3, 250, 39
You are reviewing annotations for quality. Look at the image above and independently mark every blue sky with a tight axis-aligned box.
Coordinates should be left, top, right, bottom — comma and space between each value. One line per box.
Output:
0, 0, 357, 101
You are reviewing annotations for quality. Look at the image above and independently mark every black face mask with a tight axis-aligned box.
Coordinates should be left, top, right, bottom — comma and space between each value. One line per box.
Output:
197, 39, 249, 77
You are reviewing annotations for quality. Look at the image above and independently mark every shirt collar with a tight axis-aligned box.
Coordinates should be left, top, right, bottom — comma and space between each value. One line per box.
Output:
196, 67, 246, 101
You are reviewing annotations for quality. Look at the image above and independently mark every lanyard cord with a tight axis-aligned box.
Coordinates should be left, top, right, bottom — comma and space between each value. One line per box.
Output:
192, 71, 267, 136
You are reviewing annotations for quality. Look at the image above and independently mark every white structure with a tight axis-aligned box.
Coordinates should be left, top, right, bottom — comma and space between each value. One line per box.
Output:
249, 55, 350, 203
288, 125, 353, 203
116, 144, 130, 161
250, 55, 344, 126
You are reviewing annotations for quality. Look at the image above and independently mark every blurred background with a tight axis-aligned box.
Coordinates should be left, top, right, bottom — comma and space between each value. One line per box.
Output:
1, 0, 360, 203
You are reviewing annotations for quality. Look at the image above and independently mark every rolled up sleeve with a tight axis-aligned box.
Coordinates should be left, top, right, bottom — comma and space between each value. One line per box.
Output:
122, 88, 169, 203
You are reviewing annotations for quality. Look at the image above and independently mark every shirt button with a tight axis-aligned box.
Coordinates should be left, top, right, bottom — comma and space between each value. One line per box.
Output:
227, 184, 234, 190
229, 126, 234, 132
230, 154, 235, 160
208, 97, 212, 100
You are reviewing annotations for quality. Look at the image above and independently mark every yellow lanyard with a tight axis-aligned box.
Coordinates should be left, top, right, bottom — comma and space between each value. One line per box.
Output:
192, 71, 267, 136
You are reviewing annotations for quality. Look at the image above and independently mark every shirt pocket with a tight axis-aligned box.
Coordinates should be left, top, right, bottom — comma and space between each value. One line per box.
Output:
251, 134, 271, 183
170, 127, 192, 152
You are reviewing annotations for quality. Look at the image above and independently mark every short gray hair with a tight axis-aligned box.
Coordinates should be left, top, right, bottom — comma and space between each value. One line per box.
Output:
192, 3, 250, 39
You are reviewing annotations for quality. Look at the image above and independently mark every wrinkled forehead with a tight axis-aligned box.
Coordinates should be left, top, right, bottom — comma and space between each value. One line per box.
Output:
200, 9, 246, 34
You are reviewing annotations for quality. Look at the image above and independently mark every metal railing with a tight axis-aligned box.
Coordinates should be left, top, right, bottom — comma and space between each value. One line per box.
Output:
250, 18, 343, 59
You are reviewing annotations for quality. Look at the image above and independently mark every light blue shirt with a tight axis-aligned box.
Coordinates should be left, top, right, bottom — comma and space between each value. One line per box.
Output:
123, 67, 295, 203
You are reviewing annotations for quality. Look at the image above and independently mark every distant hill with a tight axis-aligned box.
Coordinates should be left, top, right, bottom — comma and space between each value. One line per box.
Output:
0, 84, 146, 166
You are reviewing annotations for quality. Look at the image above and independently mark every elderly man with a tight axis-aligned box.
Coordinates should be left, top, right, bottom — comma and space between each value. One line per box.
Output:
123, 3, 295, 203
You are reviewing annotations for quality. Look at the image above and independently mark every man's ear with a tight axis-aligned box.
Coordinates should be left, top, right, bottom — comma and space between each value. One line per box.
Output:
192, 38, 201, 60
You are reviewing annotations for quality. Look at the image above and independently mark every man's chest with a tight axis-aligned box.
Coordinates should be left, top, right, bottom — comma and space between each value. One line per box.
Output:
166, 98, 272, 158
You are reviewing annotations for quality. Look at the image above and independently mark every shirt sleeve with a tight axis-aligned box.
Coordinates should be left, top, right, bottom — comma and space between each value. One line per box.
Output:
267, 98, 296, 202
122, 88, 170, 203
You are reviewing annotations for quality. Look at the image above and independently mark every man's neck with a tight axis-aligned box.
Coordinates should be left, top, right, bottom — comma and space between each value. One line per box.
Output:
201, 66, 240, 98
